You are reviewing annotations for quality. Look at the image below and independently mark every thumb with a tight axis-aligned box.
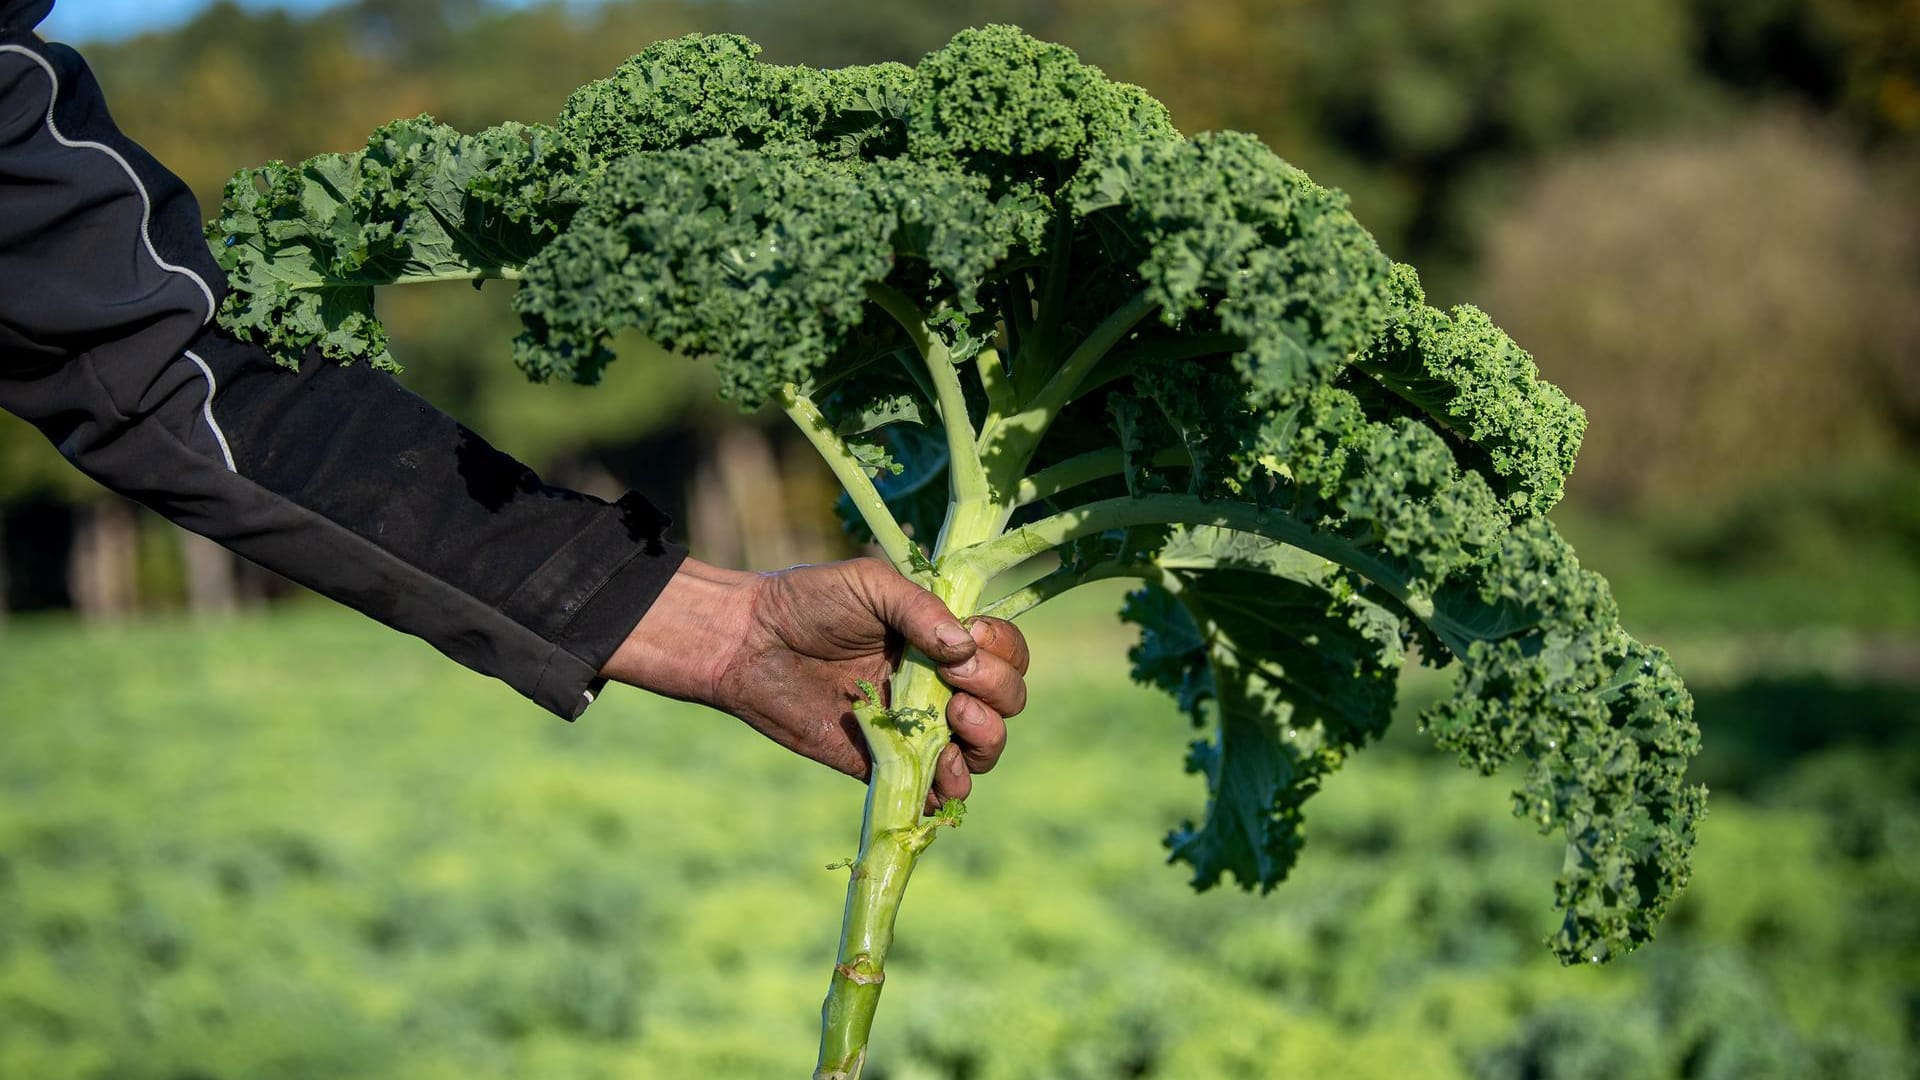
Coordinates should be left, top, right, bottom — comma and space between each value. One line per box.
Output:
856, 562, 975, 665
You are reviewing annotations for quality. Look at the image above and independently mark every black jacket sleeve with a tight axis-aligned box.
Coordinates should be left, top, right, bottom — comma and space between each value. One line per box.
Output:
0, 11, 689, 719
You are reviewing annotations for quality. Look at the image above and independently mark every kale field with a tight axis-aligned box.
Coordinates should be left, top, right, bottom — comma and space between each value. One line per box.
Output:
2, 583, 1914, 1079
3, 2, 1916, 1076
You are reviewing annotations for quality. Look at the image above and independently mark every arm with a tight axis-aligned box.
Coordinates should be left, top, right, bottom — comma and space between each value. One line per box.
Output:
0, 16, 1030, 790
0, 23, 684, 718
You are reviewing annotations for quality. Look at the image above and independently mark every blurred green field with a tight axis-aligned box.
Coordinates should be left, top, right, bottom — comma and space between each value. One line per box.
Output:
2, 587, 1916, 1079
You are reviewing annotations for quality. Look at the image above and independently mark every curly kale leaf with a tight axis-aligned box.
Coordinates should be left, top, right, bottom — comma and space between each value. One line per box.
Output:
1010, 271, 1697, 965
1123, 534, 1400, 890
508, 145, 1029, 395
510, 144, 892, 390
209, 24, 1704, 969
1354, 263, 1588, 516
907, 24, 1175, 178
556, 33, 914, 164
209, 117, 579, 370
1072, 132, 1393, 398
1024, 386, 1703, 963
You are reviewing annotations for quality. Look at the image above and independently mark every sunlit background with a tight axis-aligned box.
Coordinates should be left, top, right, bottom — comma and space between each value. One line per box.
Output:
2, 1, 1916, 1077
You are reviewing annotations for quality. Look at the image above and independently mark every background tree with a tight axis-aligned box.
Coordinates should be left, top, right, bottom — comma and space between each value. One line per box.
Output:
1480, 115, 1920, 510
6, 0, 1916, 614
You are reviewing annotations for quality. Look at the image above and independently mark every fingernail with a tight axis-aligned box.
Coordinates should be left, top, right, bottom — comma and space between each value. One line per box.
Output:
954, 697, 983, 727
935, 623, 971, 651
950, 655, 978, 677
968, 619, 997, 646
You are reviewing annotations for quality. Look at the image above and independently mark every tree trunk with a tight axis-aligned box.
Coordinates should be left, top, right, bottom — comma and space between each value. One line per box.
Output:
719, 425, 798, 570
685, 452, 735, 566
180, 530, 239, 616
688, 425, 802, 569
68, 498, 140, 621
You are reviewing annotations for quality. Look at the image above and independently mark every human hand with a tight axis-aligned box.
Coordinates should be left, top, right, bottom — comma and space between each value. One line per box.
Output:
600, 557, 1029, 810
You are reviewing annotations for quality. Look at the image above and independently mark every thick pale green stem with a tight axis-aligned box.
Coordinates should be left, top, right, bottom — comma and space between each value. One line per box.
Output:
789, 287, 1014, 1072
815, 572, 985, 1080
778, 385, 922, 575
864, 285, 987, 498
810, 287, 1188, 1076
814, 676, 942, 1079
975, 346, 1014, 423
1019, 290, 1157, 427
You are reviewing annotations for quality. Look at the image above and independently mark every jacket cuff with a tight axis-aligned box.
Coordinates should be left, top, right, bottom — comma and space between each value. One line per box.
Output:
509, 492, 689, 719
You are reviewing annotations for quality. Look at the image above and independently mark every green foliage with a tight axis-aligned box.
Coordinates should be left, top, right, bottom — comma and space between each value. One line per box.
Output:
1126, 550, 1400, 889
554, 34, 912, 164
1559, 460, 1920, 632
211, 118, 579, 370
1355, 264, 1586, 516
1069, 130, 1388, 395
930, 797, 968, 828
207, 23, 1700, 989
513, 141, 895, 390
0, 607, 1910, 1079
1480, 117, 1920, 511
906, 25, 1176, 169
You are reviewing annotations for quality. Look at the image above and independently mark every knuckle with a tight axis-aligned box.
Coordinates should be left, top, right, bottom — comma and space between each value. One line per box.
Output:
978, 618, 1031, 671
847, 557, 897, 598
984, 723, 1008, 756
992, 670, 1027, 713
968, 735, 1004, 772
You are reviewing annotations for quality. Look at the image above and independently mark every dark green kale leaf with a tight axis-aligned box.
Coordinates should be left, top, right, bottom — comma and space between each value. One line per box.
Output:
556, 34, 914, 164
209, 117, 579, 370
906, 24, 1175, 179
1354, 263, 1588, 516
1123, 531, 1401, 890
211, 24, 1704, 970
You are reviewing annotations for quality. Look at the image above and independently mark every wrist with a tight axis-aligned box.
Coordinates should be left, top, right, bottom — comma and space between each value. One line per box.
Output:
598, 556, 760, 705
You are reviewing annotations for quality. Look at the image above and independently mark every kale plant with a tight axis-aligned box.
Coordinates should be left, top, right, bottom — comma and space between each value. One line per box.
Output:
209, 27, 1705, 1078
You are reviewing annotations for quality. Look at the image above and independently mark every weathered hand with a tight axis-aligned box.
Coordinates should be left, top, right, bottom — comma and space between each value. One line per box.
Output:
601, 557, 1029, 809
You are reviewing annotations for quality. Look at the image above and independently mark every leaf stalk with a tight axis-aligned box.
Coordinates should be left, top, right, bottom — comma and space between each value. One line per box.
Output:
778, 384, 922, 575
